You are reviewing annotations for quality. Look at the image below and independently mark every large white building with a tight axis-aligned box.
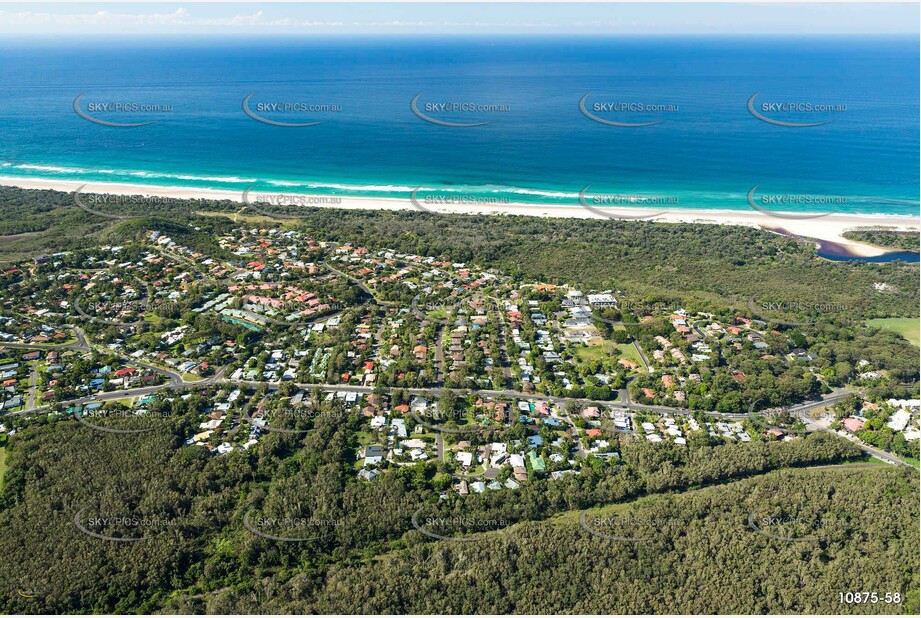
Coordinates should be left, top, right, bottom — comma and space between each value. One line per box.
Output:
587, 293, 617, 307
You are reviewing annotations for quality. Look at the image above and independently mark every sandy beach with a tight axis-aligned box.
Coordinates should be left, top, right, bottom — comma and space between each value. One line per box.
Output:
2, 175, 918, 257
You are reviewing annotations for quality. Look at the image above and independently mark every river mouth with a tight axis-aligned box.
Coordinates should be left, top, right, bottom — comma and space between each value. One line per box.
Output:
764, 226, 919, 263
815, 240, 919, 263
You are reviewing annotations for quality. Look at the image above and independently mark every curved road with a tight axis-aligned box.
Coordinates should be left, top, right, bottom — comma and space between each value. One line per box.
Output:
5, 326, 908, 467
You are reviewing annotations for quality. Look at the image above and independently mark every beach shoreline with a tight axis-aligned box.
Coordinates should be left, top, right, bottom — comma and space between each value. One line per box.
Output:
2, 175, 918, 258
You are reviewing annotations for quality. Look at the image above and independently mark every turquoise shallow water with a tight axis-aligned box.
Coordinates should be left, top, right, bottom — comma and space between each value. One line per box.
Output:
0, 36, 918, 216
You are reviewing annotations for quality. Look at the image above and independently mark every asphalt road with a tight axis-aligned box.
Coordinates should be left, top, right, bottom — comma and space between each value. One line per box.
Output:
4, 328, 910, 467
12, 377, 757, 420
788, 389, 909, 466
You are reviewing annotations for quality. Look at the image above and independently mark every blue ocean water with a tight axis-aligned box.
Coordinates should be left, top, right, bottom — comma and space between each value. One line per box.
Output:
0, 36, 918, 216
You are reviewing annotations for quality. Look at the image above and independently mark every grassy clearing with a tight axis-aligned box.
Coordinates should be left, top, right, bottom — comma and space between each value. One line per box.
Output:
573, 341, 614, 363
867, 317, 919, 347
195, 211, 289, 225
573, 339, 644, 371
614, 342, 645, 368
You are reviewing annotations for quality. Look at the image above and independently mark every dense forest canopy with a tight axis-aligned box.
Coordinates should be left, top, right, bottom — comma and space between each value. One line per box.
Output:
0, 397, 916, 614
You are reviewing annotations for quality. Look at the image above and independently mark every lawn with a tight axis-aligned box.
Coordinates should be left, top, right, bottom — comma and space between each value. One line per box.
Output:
428, 309, 449, 321
614, 342, 645, 368
142, 314, 171, 328
0, 446, 7, 489
573, 341, 614, 363
574, 340, 644, 371
867, 317, 920, 347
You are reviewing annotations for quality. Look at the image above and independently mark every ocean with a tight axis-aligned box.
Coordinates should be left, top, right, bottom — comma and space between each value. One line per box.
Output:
0, 36, 918, 216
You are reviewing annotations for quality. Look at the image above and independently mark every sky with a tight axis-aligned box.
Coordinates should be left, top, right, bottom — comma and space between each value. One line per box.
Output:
0, 2, 917, 36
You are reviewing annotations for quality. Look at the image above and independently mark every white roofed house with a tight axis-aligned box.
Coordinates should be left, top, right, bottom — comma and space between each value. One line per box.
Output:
391, 418, 407, 438
456, 451, 474, 468
887, 399, 921, 440
887, 409, 911, 432
586, 293, 617, 307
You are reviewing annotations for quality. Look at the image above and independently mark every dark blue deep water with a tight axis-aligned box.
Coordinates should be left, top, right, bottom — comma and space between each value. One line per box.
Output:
0, 36, 918, 216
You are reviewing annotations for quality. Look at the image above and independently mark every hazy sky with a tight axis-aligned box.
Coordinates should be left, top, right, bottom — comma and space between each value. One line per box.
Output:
0, 2, 917, 36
